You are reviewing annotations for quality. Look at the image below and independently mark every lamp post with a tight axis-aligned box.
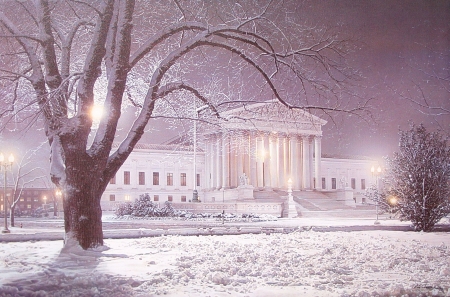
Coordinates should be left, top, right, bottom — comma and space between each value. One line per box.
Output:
1, 153, 14, 234
371, 165, 382, 224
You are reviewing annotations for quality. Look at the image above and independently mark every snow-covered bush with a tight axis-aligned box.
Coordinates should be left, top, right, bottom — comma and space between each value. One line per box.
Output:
384, 124, 450, 231
115, 194, 176, 217
115, 202, 134, 216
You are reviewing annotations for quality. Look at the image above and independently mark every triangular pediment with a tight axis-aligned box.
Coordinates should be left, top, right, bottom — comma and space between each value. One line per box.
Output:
218, 100, 327, 136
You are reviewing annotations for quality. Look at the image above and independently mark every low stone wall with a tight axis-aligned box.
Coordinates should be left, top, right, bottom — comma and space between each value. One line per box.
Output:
171, 202, 283, 217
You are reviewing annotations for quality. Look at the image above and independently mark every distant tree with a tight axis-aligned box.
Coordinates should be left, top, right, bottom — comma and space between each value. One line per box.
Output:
10, 145, 47, 227
0, 0, 367, 249
384, 124, 450, 231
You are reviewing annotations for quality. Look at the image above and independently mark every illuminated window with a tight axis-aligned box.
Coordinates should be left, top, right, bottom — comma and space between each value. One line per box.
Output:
124, 195, 131, 201
27, 205, 31, 209
167, 173, 173, 186
124, 171, 130, 185
153, 172, 159, 185
180, 173, 187, 186
181, 195, 187, 202
139, 172, 145, 185
332, 178, 337, 190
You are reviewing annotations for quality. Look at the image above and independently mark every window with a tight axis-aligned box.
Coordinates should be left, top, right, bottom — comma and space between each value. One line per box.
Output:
154, 195, 159, 202
20, 198, 24, 202
322, 177, 326, 189
168, 195, 173, 202
153, 172, 159, 185
139, 172, 145, 185
109, 194, 115, 201
124, 171, 130, 185
361, 179, 366, 190
181, 195, 187, 202
124, 195, 131, 201
27, 205, 31, 209
196, 174, 201, 187
332, 178, 337, 189
167, 173, 173, 186
351, 178, 356, 189
180, 173, 187, 186
110, 175, 116, 184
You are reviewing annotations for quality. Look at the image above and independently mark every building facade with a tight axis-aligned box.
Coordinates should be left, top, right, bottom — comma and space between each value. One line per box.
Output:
102, 101, 378, 212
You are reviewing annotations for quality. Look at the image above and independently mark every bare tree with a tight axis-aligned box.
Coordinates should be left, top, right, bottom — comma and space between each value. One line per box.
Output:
10, 145, 47, 226
0, 0, 367, 249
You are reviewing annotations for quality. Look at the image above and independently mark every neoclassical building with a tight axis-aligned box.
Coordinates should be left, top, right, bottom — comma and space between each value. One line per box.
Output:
102, 100, 376, 214
201, 100, 326, 192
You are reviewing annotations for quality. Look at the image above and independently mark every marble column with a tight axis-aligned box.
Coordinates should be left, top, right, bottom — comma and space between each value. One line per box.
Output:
237, 145, 244, 182
222, 134, 230, 189
302, 135, 311, 190
263, 133, 272, 189
229, 141, 236, 188
206, 138, 212, 189
269, 134, 278, 188
250, 133, 258, 187
314, 136, 322, 190
216, 135, 222, 190
256, 136, 264, 188
278, 135, 286, 189
289, 136, 300, 190
243, 132, 250, 180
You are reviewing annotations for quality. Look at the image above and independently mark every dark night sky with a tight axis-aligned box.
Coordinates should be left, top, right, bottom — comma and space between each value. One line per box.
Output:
7, 0, 449, 162
275, 0, 450, 159
136, 1, 449, 159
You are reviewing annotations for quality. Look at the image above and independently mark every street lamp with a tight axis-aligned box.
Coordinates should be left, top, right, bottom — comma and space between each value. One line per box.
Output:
371, 165, 382, 224
1, 153, 14, 234
192, 104, 208, 203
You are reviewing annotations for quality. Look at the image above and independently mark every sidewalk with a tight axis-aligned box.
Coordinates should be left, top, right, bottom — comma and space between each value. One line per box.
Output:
1, 215, 449, 243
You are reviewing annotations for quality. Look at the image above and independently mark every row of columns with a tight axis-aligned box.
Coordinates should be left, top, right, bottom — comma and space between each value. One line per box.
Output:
204, 131, 322, 191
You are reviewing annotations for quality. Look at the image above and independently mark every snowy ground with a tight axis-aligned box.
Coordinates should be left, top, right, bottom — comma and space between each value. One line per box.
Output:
1, 226, 449, 296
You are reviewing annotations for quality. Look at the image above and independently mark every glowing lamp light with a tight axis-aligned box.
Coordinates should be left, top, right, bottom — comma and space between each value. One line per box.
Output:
389, 196, 398, 205
91, 104, 104, 121
0, 153, 14, 164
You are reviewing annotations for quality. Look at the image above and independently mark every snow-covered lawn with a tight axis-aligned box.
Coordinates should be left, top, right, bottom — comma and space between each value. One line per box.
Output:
0, 230, 449, 296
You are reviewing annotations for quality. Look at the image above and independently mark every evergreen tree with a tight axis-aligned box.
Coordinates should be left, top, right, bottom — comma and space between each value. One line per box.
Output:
385, 124, 450, 231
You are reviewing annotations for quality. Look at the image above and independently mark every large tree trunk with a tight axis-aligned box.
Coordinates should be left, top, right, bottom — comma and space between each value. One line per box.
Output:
63, 182, 103, 249
57, 133, 107, 250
